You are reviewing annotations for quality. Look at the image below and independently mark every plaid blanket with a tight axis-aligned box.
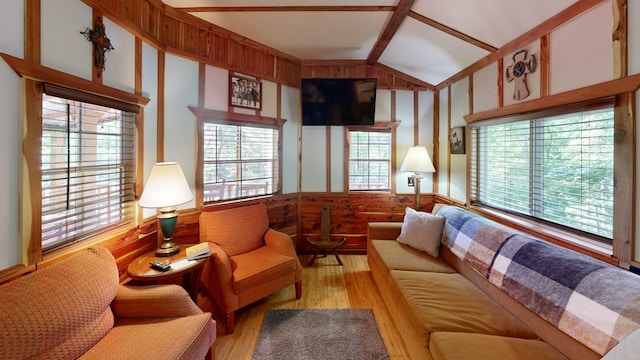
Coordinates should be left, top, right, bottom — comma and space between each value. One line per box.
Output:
438, 205, 640, 355
438, 206, 519, 278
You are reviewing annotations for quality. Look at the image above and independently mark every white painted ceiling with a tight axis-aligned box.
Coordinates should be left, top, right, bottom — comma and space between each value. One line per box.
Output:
162, 0, 579, 87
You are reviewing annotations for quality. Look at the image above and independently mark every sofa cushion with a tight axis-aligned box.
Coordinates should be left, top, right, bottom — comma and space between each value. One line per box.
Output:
80, 313, 215, 360
397, 207, 445, 257
231, 246, 297, 293
391, 270, 537, 342
429, 332, 566, 360
371, 239, 456, 273
0, 247, 118, 360
200, 203, 269, 256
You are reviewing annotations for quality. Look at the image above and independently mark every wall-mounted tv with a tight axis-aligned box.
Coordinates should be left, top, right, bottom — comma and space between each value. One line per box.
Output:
301, 78, 377, 126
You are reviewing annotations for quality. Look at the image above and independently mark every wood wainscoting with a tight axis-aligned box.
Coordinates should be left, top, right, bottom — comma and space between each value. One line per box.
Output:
184, 193, 300, 244
4, 191, 431, 284
298, 193, 438, 253
173, 192, 436, 255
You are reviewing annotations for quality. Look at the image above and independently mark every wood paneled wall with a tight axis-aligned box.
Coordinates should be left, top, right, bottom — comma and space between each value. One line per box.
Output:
172, 193, 299, 243
169, 193, 439, 257
298, 193, 437, 253
83, 0, 430, 90
301, 61, 434, 91
84, 0, 302, 87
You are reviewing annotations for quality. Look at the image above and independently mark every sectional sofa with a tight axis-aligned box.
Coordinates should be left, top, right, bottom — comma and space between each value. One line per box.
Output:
368, 205, 640, 359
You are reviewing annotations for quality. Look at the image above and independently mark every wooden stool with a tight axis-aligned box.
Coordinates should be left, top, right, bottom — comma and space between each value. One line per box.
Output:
307, 237, 347, 266
306, 205, 346, 266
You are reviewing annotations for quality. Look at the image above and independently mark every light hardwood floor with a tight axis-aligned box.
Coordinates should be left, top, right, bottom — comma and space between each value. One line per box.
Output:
197, 254, 410, 360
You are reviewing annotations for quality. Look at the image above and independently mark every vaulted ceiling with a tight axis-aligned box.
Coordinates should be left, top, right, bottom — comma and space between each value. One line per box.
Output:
163, 0, 584, 88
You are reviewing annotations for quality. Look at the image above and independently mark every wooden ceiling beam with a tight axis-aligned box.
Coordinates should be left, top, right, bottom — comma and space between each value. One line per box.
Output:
408, 11, 497, 53
375, 63, 436, 91
174, 6, 395, 12
367, 0, 416, 65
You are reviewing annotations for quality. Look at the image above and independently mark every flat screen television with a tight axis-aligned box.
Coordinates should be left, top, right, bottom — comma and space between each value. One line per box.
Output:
301, 78, 377, 126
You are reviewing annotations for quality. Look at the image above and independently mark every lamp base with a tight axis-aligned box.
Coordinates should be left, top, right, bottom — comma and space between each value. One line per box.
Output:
155, 208, 180, 256
413, 174, 423, 210
155, 241, 180, 257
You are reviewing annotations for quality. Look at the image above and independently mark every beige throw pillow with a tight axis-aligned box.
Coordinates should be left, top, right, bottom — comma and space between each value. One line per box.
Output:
396, 207, 445, 257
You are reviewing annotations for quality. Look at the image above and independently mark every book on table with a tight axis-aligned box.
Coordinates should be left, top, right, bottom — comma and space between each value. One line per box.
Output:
186, 243, 211, 261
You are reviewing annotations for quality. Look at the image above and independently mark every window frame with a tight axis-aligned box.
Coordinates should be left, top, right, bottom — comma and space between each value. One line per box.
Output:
40, 90, 137, 252
195, 110, 284, 207
464, 91, 640, 266
469, 98, 615, 246
2, 52, 150, 271
347, 128, 392, 192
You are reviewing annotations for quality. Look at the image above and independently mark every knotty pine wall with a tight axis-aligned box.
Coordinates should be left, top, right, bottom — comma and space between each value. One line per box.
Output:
298, 193, 433, 253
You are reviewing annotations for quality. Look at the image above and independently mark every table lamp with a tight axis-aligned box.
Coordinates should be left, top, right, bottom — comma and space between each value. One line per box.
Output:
138, 162, 193, 256
400, 146, 436, 210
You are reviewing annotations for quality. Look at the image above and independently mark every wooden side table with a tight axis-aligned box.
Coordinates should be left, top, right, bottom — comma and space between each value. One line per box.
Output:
127, 244, 208, 301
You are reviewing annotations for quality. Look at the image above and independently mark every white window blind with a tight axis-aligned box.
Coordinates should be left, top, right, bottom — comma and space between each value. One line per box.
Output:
470, 103, 614, 240
349, 130, 391, 191
41, 93, 136, 251
203, 122, 278, 202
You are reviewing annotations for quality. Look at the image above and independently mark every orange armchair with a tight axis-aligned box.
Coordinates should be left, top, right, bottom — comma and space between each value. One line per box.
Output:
199, 203, 302, 333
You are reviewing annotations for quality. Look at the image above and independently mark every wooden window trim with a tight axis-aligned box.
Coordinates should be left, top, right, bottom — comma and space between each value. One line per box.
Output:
190, 107, 285, 207
464, 74, 640, 123
470, 204, 615, 265
0, 53, 149, 109
346, 129, 393, 193
1, 54, 149, 267
464, 76, 640, 267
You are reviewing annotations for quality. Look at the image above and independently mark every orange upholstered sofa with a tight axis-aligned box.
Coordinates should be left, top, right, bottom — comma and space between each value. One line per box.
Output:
199, 203, 302, 333
0, 246, 216, 360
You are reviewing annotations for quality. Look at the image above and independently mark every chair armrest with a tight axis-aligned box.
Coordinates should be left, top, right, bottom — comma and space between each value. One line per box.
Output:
201, 242, 235, 302
368, 222, 403, 241
111, 284, 203, 319
264, 228, 297, 257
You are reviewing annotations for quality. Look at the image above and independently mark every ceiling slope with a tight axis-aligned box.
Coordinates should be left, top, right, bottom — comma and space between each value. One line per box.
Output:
164, 0, 587, 88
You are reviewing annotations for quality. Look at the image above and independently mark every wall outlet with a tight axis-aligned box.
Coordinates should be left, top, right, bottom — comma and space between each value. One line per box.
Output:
408, 177, 414, 187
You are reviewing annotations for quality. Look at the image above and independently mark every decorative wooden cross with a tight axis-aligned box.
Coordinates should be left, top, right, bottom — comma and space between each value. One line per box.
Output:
81, 16, 114, 72
505, 49, 536, 100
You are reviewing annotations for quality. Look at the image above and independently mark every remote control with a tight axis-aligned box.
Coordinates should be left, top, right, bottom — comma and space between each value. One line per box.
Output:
150, 261, 171, 272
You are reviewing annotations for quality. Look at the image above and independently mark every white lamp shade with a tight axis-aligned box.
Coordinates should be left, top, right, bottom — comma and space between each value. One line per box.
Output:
138, 162, 193, 208
400, 146, 436, 174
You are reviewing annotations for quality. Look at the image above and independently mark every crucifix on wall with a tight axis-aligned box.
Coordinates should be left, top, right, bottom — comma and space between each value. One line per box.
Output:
505, 49, 536, 101
81, 16, 114, 76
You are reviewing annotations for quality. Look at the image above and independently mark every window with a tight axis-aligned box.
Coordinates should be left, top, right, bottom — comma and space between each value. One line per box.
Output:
41, 92, 136, 251
349, 130, 391, 191
470, 101, 614, 241
203, 122, 278, 202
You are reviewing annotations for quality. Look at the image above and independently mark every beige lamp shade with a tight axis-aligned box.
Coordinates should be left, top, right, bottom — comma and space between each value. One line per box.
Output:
400, 146, 435, 174
138, 162, 193, 208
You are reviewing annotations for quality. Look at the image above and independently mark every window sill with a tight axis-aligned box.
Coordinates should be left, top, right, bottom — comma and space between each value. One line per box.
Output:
468, 205, 616, 265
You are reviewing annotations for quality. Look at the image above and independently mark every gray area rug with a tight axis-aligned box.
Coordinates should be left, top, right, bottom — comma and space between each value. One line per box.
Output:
252, 308, 389, 360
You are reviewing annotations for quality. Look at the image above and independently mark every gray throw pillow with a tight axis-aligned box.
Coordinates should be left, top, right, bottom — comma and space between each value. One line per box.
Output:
396, 207, 445, 257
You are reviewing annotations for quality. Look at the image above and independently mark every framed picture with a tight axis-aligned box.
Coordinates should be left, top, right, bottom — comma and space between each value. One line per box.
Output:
230, 75, 262, 110
450, 126, 465, 154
